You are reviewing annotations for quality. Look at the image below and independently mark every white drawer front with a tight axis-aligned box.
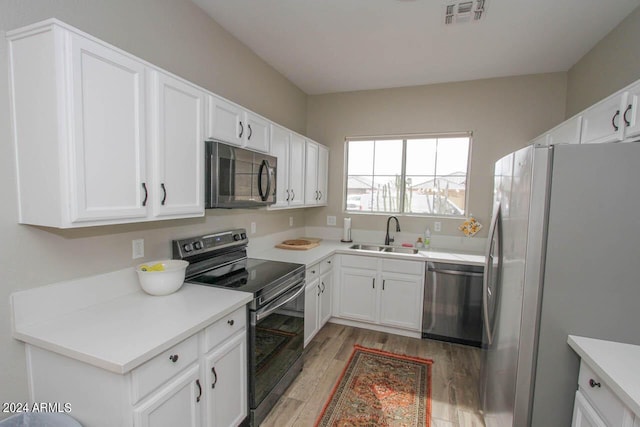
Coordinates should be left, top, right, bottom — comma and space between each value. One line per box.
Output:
131, 333, 199, 404
320, 256, 334, 274
306, 263, 320, 282
382, 259, 423, 275
578, 361, 634, 427
204, 306, 247, 353
340, 255, 378, 270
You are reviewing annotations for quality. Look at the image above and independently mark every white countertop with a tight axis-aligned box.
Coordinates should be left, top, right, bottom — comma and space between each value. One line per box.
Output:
11, 269, 252, 374
253, 239, 485, 267
568, 335, 640, 416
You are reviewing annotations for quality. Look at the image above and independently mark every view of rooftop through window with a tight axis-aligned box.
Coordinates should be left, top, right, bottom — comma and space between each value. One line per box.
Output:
345, 134, 471, 216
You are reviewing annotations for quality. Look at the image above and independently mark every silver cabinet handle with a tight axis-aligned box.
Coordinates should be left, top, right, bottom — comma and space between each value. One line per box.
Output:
286, 189, 290, 201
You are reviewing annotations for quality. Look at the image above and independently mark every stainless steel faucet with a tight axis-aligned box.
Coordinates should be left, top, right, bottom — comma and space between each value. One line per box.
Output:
384, 216, 401, 245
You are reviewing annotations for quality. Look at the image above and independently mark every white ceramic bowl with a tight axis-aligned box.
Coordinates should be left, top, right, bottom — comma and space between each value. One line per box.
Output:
136, 260, 188, 296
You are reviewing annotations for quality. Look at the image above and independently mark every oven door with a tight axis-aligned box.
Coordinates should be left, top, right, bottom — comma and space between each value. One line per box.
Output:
249, 281, 304, 412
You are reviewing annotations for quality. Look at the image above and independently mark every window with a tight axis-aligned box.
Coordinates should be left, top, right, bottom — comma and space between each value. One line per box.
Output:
345, 133, 471, 216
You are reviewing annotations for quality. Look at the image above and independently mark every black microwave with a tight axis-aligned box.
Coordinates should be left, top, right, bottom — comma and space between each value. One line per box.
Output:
205, 140, 277, 208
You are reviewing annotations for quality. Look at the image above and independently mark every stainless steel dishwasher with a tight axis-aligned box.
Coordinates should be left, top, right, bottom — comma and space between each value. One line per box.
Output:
422, 262, 484, 347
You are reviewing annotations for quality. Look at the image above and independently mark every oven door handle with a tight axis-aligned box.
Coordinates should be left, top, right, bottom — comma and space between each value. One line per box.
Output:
256, 282, 305, 322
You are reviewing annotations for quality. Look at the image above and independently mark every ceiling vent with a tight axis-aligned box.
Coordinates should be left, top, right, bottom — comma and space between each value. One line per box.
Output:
445, 0, 487, 25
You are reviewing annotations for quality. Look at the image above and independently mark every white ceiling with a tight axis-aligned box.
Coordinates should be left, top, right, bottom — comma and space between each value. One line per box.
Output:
192, 0, 640, 95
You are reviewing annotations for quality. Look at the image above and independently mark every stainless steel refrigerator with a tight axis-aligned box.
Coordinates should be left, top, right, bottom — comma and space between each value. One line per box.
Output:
480, 142, 640, 427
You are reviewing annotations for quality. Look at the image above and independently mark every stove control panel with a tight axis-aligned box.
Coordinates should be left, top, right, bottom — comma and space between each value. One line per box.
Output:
172, 228, 249, 259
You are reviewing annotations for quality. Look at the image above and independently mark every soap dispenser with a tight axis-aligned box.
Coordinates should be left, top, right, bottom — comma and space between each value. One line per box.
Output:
424, 227, 431, 249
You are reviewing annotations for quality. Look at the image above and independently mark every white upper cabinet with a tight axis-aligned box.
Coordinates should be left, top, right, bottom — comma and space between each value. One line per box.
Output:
207, 94, 270, 153
304, 140, 329, 206
244, 112, 270, 153
317, 145, 329, 205
149, 71, 205, 218
304, 141, 319, 205
580, 92, 628, 144
206, 95, 244, 146
269, 125, 306, 209
289, 134, 306, 207
624, 81, 640, 139
547, 116, 582, 145
68, 33, 149, 223
8, 20, 207, 227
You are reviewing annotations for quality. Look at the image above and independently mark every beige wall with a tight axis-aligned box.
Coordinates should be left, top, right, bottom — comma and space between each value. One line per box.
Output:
0, 0, 306, 410
305, 73, 568, 238
566, 5, 640, 117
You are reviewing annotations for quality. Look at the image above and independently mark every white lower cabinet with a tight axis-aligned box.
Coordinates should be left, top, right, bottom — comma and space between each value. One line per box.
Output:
572, 391, 606, 427
304, 257, 333, 346
334, 255, 425, 333
134, 364, 202, 427
378, 273, 424, 330
203, 332, 247, 427
571, 360, 636, 427
26, 306, 248, 427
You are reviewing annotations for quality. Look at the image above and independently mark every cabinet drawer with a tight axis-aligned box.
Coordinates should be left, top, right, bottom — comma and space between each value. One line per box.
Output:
306, 263, 320, 282
204, 306, 247, 353
578, 361, 634, 427
131, 334, 199, 404
340, 255, 378, 270
382, 259, 423, 275
320, 256, 334, 274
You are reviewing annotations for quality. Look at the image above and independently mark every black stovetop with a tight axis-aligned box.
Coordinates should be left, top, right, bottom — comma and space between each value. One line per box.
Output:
186, 258, 304, 297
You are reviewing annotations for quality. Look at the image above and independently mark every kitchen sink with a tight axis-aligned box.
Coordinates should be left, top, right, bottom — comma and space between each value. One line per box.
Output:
349, 244, 419, 255
349, 244, 384, 251
382, 247, 419, 254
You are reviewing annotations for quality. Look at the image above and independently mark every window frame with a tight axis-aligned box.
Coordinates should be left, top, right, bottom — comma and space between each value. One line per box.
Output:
343, 132, 472, 217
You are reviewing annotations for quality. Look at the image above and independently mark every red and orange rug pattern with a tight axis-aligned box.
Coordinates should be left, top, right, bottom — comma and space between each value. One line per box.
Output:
315, 345, 433, 427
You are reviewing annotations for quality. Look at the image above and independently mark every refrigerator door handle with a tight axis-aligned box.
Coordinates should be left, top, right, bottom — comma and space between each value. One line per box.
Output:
483, 203, 501, 346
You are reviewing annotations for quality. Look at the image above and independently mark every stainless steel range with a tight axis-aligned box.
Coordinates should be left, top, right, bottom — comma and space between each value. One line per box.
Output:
173, 229, 305, 426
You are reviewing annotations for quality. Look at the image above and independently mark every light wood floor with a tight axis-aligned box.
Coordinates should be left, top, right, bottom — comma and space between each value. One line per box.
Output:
261, 323, 485, 426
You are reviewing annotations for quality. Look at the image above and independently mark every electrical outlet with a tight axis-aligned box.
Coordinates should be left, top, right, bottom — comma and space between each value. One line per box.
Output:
289, 217, 294, 227
327, 216, 336, 226
132, 239, 144, 259
250, 222, 256, 234
434, 222, 442, 232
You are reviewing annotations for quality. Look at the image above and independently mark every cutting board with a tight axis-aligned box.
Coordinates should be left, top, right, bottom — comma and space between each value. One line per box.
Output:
275, 237, 321, 250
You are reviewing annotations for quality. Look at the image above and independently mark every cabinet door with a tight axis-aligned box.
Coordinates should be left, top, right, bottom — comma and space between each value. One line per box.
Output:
304, 141, 319, 205
548, 116, 582, 145
150, 71, 205, 217
319, 270, 332, 327
379, 273, 424, 331
304, 278, 320, 346
572, 391, 606, 427
133, 364, 201, 427
245, 112, 270, 153
68, 33, 148, 222
269, 125, 290, 208
624, 82, 640, 139
207, 95, 243, 146
204, 332, 247, 427
580, 93, 627, 144
289, 134, 306, 207
337, 268, 377, 322
317, 145, 329, 205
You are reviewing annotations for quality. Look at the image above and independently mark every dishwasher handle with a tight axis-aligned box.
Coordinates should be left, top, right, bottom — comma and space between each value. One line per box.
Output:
427, 267, 483, 278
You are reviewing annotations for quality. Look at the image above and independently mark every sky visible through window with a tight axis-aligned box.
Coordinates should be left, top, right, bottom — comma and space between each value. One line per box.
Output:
346, 136, 470, 216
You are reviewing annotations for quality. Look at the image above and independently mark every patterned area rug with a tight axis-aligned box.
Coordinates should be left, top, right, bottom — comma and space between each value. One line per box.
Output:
315, 345, 433, 427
